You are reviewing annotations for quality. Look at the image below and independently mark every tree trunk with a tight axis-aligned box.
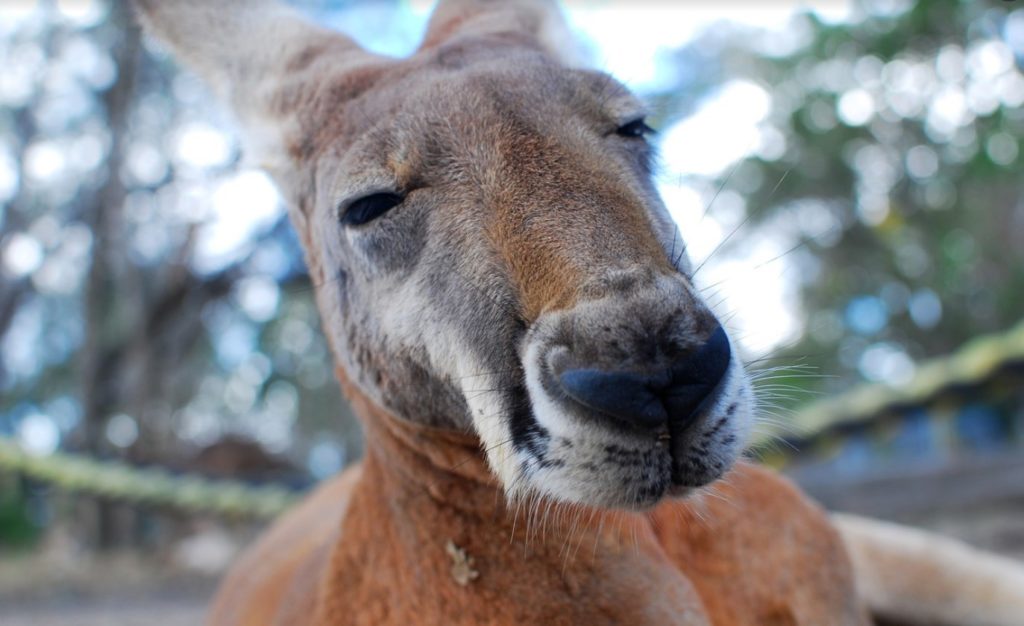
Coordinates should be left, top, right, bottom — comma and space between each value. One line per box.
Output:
75, 3, 142, 549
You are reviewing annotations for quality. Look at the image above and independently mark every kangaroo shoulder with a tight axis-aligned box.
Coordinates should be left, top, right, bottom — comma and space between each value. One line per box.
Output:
651, 463, 868, 625
208, 464, 363, 626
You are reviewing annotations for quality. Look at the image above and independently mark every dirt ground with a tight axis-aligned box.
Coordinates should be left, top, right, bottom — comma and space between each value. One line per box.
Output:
0, 596, 208, 626
0, 551, 214, 626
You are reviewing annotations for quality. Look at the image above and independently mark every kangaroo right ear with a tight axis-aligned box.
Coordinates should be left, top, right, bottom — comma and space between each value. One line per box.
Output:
134, 0, 384, 181
420, 0, 584, 67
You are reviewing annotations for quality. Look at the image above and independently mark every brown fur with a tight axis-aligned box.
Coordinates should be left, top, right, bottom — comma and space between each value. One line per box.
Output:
486, 126, 673, 318
209, 370, 866, 625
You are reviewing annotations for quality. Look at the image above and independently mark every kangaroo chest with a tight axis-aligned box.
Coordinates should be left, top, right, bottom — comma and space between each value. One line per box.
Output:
298, 457, 865, 626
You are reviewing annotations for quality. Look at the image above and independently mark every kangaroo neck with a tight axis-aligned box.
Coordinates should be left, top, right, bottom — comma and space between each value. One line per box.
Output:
320, 368, 710, 625
338, 365, 651, 531
336, 365, 500, 509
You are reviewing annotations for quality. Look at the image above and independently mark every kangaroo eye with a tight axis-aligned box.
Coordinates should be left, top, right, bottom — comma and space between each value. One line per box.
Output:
340, 192, 404, 226
616, 118, 654, 138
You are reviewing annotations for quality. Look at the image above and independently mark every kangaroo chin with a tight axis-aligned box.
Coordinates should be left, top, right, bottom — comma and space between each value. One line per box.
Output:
135, 1, 1024, 625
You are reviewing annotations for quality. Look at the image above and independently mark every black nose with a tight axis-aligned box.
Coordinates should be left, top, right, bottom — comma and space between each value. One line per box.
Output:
557, 326, 731, 432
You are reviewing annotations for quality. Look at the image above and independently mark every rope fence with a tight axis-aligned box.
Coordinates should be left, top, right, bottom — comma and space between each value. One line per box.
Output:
0, 437, 298, 519
789, 317, 1024, 441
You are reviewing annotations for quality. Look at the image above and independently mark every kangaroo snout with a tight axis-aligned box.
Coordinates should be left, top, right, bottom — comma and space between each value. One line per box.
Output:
528, 272, 733, 432
521, 270, 748, 505
554, 325, 731, 433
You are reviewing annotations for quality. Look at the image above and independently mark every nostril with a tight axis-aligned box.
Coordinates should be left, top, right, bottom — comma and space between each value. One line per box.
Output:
664, 325, 731, 427
558, 368, 670, 431
670, 326, 731, 384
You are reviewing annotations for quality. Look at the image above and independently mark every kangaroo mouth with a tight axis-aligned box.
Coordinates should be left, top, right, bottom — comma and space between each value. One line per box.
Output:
536, 352, 732, 486
514, 363, 743, 509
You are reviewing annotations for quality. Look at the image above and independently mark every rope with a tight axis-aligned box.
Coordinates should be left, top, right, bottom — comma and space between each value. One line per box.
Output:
0, 437, 298, 519
789, 318, 1024, 440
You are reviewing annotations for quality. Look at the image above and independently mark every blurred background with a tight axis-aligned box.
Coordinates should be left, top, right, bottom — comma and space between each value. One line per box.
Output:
1, 0, 1022, 623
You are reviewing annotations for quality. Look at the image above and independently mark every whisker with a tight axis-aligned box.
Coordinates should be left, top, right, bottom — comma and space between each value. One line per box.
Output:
698, 224, 840, 295
692, 168, 792, 279
699, 157, 744, 225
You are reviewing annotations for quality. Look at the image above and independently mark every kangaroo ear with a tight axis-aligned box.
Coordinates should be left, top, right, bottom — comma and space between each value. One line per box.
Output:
421, 0, 583, 66
134, 0, 381, 180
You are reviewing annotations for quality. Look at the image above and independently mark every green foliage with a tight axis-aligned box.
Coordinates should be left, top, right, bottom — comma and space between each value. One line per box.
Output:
659, 1, 1024, 406
0, 476, 37, 548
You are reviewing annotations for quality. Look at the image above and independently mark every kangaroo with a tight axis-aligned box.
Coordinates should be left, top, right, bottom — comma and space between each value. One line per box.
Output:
135, 1, 1024, 624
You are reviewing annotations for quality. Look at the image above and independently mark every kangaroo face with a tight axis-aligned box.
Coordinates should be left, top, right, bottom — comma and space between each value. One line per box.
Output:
304, 50, 753, 509
138, 1, 753, 510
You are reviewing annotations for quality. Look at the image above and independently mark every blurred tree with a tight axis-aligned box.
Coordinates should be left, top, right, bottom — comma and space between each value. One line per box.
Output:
656, 1, 1024, 406
0, 1, 358, 547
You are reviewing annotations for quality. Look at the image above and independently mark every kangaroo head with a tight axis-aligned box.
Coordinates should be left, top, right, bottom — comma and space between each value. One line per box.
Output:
138, 0, 753, 510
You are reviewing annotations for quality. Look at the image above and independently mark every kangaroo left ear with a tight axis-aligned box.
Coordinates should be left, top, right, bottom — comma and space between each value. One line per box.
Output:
420, 0, 584, 67
133, 0, 388, 184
